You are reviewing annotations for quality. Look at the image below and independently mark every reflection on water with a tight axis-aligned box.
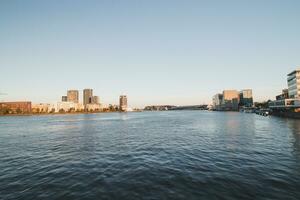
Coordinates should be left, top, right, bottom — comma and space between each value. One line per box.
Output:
0, 111, 300, 200
286, 118, 300, 156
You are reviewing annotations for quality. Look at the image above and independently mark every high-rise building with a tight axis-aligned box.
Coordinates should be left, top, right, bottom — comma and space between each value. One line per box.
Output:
83, 89, 93, 105
67, 90, 79, 103
92, 96, 100, 104
287, 69, 300, 98
62, 96, 68, 102
119, 95, 127, 111
239, 89, 253, 107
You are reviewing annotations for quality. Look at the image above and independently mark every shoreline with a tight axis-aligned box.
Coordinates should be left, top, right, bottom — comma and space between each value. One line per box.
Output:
0, 111, 138, 117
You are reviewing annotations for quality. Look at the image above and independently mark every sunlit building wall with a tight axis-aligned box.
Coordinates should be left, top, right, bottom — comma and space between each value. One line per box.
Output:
67, 90, 79, 103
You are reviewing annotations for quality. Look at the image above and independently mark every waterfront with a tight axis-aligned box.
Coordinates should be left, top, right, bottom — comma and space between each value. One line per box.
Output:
0, 111, 300, 200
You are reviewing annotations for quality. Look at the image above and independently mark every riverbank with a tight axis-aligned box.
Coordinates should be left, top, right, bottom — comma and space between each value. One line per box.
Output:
0, 111, 142, 117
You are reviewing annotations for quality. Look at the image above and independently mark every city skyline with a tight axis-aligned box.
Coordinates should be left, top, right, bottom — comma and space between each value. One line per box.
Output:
1, 1, 300, 107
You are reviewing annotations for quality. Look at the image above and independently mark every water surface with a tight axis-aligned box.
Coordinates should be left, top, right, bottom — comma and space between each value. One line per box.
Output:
0, 111, 300, 200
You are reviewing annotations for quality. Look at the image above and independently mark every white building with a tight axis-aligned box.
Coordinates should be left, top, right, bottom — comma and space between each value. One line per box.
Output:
287, 69, 300, 99
85, 103, 102, 111
57, 102, 84, 112
32, 103, 52, 113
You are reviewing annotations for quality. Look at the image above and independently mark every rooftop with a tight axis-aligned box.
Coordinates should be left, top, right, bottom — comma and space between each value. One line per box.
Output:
287, 69, 300, 76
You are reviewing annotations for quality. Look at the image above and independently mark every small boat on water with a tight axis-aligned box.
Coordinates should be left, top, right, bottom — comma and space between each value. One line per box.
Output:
255, 109, 270, 116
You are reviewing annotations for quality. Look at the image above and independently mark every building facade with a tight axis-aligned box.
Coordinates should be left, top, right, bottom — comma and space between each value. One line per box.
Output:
92, 96, 100, 104
57, 102, 84, 112
62, 96, 68, 102
85, 103, 101, 111
287, 70, 300, 98
276, 89, 289, 100
32, 103, 52, 113
222, 90, 239, 111
83, 89, 93, 106
239, 89, 253, 107
119, 95, 128, 111
67, 90, 79, 103
212, 94, 223, 110
0, 102, 32, 114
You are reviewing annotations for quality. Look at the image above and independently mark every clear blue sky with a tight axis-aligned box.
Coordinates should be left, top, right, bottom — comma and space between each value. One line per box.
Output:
0, 0, 299, 107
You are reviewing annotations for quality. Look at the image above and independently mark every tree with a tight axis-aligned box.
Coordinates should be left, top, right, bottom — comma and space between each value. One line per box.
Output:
16, 108, 22, 114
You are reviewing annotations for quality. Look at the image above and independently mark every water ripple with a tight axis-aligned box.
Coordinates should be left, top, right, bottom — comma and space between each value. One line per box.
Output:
0, 111, 300, 200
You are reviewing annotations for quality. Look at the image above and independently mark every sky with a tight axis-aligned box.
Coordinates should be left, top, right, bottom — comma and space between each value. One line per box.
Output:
0, 0, 299, 108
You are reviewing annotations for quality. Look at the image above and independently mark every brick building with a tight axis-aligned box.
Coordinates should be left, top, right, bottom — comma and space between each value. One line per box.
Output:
0, 102, 32, 114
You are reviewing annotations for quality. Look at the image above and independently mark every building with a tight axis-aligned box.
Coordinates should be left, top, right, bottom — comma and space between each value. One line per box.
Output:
92, 96, 100, 104
119, 95, 128, 111
83, 89, 93, 106
67, 90, 79, 103
0, 102, 32, 114
85, 103, 101, 112
287, 69, 300, 99
268, 69, 300, 119
62, 96, 68, 102
57, 102, 84, 112
32, 103, 52, 113
239, 89, 253, 107
222, 90, 239, 111
276, 89, 289, 100
212, 93, 223, 110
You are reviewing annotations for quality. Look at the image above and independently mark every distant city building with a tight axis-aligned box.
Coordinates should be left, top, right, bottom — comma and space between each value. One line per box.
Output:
212, 94, 223, 110
62, 96, 68, 102
0, 102, 32, 114
83, 89, 93, 106
119, 95, 128, 111
85, 103, 101, 112
57, 102, 84, 112
276, 89, 289, 100
92, 96, 100, 104
212, 89, 252, 111
32, 103, 52, 113
222, 90, 239, 111
67, 90, 79, 103
287, 70, 300, 98
239, 89, 253, 107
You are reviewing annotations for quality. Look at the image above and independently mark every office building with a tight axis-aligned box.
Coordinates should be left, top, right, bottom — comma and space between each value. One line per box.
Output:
119, 95, 128, 111
62, 96, 68, 102
239, 89, 253, 107
67, 90, 79, 103
287, 69, 300, 98
83, 89, 93, 105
